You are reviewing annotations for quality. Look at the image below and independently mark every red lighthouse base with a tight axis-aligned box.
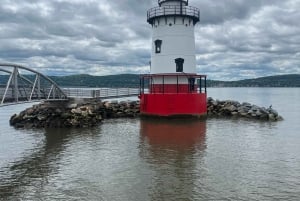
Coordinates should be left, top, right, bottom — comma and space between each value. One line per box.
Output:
140, 93, 207, 117
139, 74, 207, 118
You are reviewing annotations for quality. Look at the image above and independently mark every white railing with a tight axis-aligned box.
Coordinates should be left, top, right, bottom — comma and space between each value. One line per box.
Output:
63, 88, 139, 99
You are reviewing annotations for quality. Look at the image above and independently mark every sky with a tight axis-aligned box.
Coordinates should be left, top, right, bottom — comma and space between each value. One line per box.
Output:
0, 0, 299, 80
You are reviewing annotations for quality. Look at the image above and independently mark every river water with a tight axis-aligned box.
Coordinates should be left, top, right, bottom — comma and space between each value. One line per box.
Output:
0, 88, 299, 201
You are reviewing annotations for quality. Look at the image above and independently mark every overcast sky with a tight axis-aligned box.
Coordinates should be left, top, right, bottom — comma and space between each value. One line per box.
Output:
0, 0, 299, 80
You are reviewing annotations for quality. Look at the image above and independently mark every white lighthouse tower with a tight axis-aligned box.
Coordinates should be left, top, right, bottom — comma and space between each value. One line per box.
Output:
139, 0, 207, 117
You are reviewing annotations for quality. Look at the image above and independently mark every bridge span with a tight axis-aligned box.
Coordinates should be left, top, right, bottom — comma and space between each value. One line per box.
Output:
0, 63, 67, 106
0, 63, 139, 107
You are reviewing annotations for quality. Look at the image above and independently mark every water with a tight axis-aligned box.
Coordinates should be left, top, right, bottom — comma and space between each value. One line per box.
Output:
0, 88, 300, 201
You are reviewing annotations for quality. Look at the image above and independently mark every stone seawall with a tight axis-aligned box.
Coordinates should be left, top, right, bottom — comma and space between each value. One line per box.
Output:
207, 97, 283, 121
10, 99, 140, 128
10, 97, 283, 128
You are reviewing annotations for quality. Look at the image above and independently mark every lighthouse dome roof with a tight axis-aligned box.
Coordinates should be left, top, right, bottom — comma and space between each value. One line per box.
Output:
158, 0, 188, 6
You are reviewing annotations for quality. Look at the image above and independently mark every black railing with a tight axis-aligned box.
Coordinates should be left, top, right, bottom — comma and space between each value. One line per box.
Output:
139, 74, 206, 95
147, 5, 200, 24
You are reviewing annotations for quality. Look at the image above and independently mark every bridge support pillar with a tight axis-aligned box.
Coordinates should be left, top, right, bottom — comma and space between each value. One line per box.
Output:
12, 67, 19, 102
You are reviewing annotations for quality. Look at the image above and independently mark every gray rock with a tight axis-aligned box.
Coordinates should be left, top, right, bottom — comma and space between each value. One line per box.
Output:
224, 105, 237, 112
256, 111, 262, 117
23, 114, 35, 120
37, 114, 47, 121
55, 108, 62, 114
268, 113, 276, 121
240, 112, 248, 116
260, 107, 268, 114
212, 100, 218, 106
251, 106, 260, 112
207, 97, 214, 102
239, 106, 250, 112
268, 108, 278, 117
231, 112, 238, 116
242, 102, 252, 107
71, 108, 82, 114
276, 116, 284, 121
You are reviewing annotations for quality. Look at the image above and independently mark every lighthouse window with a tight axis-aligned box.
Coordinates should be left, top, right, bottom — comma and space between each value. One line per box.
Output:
154, 39, 162, 53
175, 58, 184, 72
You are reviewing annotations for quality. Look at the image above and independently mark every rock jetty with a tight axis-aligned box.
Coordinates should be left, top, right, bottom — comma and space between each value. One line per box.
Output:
207, 97, 283, 121
10, 97, 283, 128
10, 99, 140, 128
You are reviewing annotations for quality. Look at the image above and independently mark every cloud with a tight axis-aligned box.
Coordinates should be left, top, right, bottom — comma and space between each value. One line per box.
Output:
195, 0, 300, 80
0, 0, 299, 80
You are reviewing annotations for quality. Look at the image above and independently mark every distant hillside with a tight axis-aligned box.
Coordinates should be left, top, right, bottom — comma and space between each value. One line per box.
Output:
1, 74, 300, 87
0, 74, 140, 87
50, 74, 139, 87
207, 74, 300, 87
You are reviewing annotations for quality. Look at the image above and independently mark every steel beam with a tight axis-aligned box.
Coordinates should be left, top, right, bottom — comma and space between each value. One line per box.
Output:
1, 72, 13, 104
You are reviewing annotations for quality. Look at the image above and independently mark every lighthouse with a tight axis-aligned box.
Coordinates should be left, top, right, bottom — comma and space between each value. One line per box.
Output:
139, 0, 207, 117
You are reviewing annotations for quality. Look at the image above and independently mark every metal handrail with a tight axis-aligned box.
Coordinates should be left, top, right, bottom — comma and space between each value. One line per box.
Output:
147, 5, 200, 24
64, 88, 139, 99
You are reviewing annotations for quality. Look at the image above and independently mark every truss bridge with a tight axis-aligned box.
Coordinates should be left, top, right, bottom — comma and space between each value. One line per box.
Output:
0, 63, 67, 106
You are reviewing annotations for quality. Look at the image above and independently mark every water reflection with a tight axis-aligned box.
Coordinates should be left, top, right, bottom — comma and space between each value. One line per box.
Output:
140, 118, 206, 201
0, 127, 99, 200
